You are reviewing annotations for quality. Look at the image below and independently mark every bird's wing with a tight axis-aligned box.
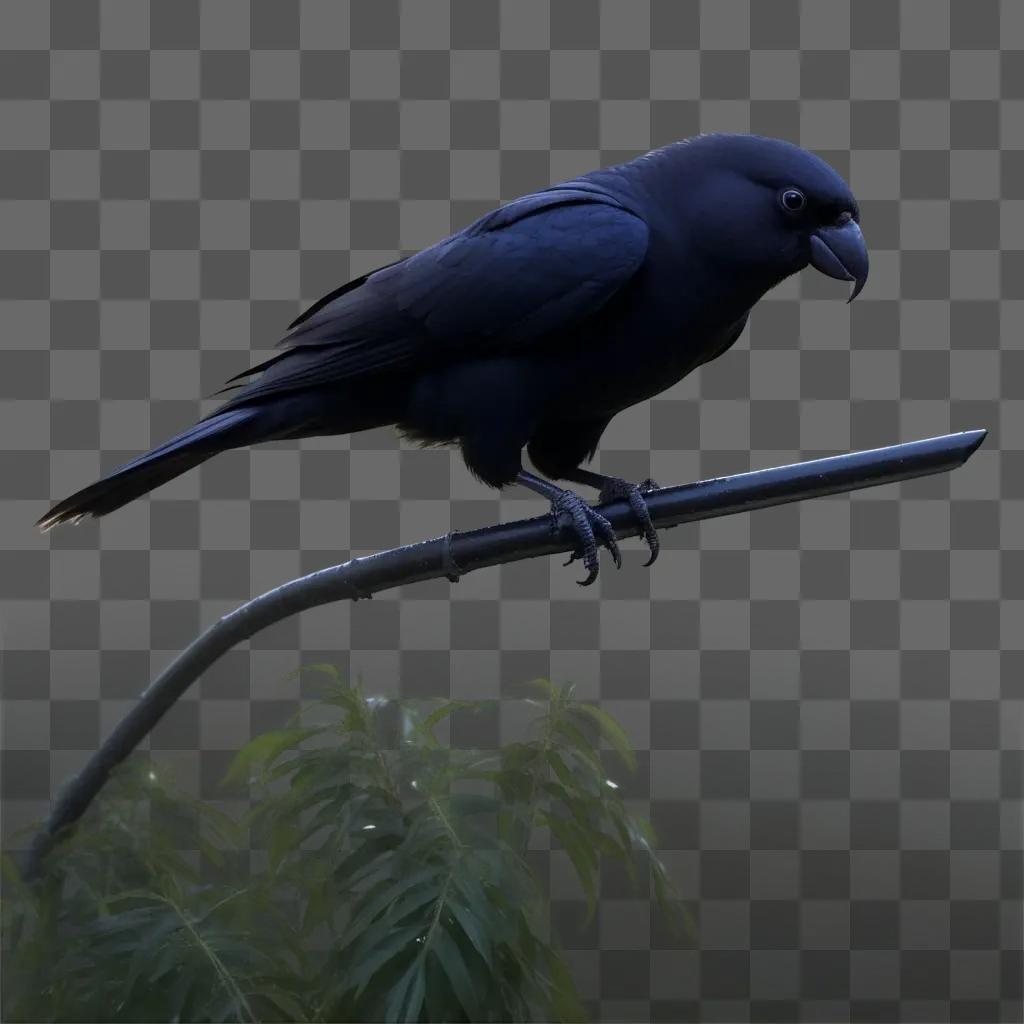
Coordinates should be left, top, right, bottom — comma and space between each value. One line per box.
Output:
282, 256, 410, 334
212, 188, 649, 405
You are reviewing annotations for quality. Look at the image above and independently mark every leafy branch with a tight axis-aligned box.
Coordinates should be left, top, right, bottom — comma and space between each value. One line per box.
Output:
4, 670, 693, 1023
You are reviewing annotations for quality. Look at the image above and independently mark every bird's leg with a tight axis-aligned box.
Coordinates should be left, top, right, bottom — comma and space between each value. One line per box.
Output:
515, 469, 621, 587
562, 467, 661, 567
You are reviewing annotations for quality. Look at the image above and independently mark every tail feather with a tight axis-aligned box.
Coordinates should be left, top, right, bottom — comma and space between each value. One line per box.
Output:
36, 408, 261, 532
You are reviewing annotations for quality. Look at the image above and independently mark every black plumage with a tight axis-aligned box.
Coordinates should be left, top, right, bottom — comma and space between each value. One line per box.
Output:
38, 133, 868, 584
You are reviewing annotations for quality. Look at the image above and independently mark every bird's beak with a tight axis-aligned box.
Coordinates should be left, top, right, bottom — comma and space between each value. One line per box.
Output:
809, 216, 869, 303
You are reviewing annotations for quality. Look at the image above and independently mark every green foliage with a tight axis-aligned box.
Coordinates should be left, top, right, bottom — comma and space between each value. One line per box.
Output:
2, 672, 694, 1023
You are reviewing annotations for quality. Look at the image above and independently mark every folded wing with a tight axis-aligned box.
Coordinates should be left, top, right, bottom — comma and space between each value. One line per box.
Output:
211, 188, 650, 410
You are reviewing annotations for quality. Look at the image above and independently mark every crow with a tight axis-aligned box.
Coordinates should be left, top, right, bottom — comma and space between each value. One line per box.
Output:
38, 132, 868, 585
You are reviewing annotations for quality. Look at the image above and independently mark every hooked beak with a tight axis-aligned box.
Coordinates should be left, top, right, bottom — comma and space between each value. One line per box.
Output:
809, 214, 869, 303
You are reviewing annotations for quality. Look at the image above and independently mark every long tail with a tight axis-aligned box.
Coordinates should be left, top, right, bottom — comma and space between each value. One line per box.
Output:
36, 407, 263, 531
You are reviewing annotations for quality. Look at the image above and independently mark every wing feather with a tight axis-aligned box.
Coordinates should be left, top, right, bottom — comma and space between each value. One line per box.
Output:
214, 188, 649, 408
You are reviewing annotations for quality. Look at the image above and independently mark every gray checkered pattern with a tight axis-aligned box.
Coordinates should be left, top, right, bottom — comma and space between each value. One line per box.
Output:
1, 1, 1022, 1020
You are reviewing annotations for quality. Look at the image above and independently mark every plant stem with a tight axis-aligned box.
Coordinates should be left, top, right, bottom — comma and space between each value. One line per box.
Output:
515, 698, 558, 858
427, 795, 463, 853
157, 890, 257, 1024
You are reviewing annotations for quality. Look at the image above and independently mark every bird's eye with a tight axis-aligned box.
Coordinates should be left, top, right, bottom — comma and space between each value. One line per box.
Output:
779, 188, 806, 212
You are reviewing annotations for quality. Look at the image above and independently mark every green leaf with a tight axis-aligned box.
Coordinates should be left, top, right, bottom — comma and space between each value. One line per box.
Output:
546, 946, 588, 1023
569, 702, 637, 773
285, 662, 342, 688
222, 727, 324, 787
346, 921, 424, 997
550, 719, 603, 773
527, 676, 557, 698
403, 962, 427, 1024
386, 956, 427, 1024
415, 699, 489, 736
430, 923, 483, 1020
341, 846, 397, 892
337, 891, 405, 963
448, 791, 500, 819
266, 822, 303, 874
255, 983, 309, 1021
197, 834, 226, 870
341, 865, 440, 947
301, 883, 336, 937
449, 865, 490, 920
545, 749, 580, 791
445, 894, 493, 971
631, 813, 656, 846
423, 953, 454, 1023
542, 813, 599, 921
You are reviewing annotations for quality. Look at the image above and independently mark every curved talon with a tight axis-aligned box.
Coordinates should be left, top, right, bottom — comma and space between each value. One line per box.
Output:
592, 509, 622, 570
550, 489, 621, 586
626, 487, 660, 567
597, 476, 661, 567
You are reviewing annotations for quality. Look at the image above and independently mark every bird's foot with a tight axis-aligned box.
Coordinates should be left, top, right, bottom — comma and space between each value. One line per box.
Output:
549, 488, 621, 587
596, 476, 661, 567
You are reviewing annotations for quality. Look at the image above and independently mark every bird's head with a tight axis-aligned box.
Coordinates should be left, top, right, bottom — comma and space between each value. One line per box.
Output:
673, 133, 869, 303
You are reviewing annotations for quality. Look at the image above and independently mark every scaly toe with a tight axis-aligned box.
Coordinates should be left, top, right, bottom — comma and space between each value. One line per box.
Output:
624, 488, 660, 567
588, 507, 622, 570
550, 489, 616, 586
597, 476, 659, 568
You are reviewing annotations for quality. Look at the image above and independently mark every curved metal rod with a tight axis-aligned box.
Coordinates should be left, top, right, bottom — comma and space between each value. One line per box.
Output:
22, 429, 987, 880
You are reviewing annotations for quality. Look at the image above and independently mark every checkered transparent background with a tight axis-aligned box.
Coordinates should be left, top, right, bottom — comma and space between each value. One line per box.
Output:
1, 1, 1022, 1020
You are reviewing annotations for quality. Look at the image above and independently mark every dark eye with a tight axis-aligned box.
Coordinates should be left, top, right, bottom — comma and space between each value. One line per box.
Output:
780, 188, 806, 212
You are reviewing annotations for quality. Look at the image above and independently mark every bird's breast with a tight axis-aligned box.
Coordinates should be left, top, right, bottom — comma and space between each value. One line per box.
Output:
545, 268, 750, 419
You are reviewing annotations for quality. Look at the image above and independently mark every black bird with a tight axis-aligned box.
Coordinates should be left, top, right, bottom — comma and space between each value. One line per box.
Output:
38, 133, 868, 584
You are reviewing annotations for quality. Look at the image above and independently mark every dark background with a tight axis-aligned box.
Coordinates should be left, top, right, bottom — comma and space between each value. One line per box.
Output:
0, 0, 1021, 1020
